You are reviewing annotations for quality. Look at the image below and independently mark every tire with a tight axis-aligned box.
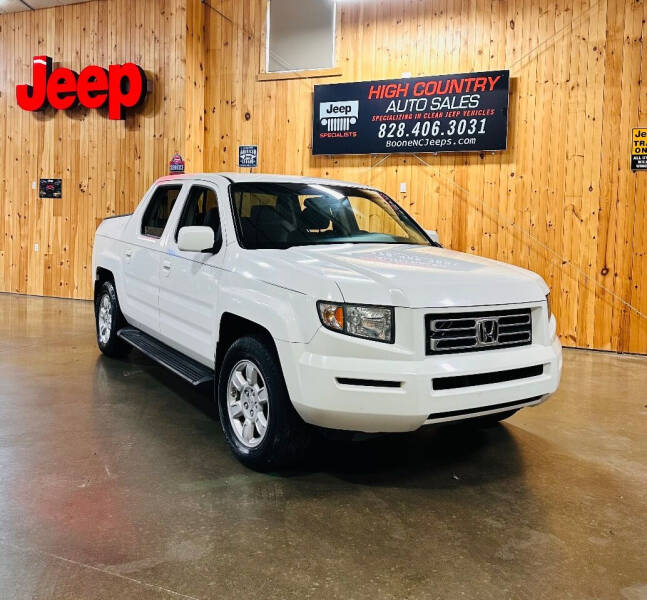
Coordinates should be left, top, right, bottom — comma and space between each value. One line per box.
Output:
471, 409, 518, 428
217, 335, 311, 471
94, 280, 131, 358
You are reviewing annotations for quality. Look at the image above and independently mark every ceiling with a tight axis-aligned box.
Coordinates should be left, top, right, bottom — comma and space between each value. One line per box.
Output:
0, 0, 91, 14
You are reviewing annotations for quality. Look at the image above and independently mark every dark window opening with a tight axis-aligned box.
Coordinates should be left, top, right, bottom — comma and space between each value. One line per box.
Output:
141, 185, 182, 238
175, 185, 222, 251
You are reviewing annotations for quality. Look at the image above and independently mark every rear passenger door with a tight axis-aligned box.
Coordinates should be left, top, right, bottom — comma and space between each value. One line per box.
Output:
158, 184, 226, 366
121, 184, 184, 335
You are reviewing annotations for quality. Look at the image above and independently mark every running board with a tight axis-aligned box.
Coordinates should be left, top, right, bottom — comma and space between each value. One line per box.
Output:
117, 327, 214, 386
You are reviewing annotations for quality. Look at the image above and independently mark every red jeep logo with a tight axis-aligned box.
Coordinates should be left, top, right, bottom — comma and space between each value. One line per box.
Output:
16, 56, 147, 120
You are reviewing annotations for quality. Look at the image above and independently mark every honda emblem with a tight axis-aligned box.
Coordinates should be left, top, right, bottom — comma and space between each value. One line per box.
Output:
476, 318, 498, 345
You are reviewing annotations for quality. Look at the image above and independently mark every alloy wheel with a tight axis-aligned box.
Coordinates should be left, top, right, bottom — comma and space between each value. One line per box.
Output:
98, 294, 112, 344
226, 359, 269, 448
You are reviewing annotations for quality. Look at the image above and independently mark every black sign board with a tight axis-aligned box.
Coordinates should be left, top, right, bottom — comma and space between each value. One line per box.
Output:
313, 70, 509, 155
238, 145, 258, 168
39, 178, 62, 198
631, 128, 647, 171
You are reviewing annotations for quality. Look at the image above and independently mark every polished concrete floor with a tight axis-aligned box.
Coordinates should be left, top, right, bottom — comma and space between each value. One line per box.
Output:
0, 293, 645, 600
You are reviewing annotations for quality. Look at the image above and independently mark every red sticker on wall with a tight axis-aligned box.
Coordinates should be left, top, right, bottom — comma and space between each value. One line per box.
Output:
169, 153, 185, 174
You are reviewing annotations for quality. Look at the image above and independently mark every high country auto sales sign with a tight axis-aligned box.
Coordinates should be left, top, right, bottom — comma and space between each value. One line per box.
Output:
16, 56, 147, 120
312, 70, 509, 155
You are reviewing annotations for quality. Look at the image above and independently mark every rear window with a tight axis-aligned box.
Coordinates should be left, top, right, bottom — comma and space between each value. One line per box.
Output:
141, 185, 182, 238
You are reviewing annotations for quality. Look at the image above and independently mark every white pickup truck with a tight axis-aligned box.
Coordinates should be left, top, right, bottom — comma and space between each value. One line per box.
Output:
93, 173, 562, 469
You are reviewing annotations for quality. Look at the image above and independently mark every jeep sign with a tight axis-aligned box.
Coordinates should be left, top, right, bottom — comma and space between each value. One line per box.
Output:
16, 56, 148, 120
319, 101, 359, 133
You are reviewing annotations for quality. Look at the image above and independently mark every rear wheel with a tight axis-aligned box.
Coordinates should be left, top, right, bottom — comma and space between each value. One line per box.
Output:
95, 280, 131, 358
217, 335, 311, 470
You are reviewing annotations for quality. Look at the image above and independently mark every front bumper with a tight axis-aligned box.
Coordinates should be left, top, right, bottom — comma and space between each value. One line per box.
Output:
276, 303, 562, 433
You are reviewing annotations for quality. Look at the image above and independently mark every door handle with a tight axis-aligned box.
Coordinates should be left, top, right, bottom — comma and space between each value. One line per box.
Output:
161, 261, 171, 277
124, 249, 133, 262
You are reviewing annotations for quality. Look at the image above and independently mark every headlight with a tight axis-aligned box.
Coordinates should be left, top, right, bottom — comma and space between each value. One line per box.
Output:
317, 301, 394, 343
546, 292, 552, 317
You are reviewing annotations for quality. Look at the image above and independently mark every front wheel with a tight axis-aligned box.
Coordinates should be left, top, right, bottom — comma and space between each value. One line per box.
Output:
217, 335, 311, 470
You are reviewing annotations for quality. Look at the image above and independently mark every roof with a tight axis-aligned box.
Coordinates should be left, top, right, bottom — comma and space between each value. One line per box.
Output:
154, 172, 372, 188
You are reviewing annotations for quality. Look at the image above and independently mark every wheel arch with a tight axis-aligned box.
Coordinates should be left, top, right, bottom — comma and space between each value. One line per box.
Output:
94, 266, 115, 301
215, 313, 280, 380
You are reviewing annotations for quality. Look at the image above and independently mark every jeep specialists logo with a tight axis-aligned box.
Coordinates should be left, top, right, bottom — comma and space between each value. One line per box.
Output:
16, 56, 147, 120
319, 100, 359, 132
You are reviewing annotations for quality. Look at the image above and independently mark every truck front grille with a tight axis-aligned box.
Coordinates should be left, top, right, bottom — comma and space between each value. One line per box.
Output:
425, 308, 532, 355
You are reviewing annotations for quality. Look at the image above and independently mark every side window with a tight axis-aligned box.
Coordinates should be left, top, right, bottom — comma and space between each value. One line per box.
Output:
141, 185, 182, 238
175, 186, 222, 250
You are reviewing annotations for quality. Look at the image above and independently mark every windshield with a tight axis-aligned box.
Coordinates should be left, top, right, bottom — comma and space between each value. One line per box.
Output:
229, 182, 433, 249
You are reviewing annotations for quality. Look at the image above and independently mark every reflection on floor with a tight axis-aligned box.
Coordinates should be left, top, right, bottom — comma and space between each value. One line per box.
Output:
0, 293, 645, 599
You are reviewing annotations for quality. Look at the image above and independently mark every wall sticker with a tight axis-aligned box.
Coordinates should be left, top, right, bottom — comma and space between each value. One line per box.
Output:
169, 153, 185, 174
16, 56, 147, 120
632, 128, 647, 171
238, 145, 258, 168
39, 178, 62, 199
313, 70, 509, 155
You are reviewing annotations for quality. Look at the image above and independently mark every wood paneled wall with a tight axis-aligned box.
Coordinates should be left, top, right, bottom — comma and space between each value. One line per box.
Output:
202, 0, 647, 354
0, 0, 188, 299
1, 0, 646, 354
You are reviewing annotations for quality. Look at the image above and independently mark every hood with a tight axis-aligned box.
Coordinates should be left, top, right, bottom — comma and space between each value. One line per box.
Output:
231, 244, 548, 308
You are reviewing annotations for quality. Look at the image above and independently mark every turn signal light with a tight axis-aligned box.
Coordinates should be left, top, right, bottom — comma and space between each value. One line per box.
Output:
319, 303, 344, 330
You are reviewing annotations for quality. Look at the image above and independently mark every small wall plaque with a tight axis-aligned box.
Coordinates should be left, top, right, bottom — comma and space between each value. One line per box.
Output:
632, 128, 647, 171
238, 145, 258, 168
169, 153, 185, 174
39, 178, 62, 198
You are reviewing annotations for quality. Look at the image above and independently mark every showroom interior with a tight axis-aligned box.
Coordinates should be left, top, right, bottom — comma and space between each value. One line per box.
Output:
0, 0, 646, 598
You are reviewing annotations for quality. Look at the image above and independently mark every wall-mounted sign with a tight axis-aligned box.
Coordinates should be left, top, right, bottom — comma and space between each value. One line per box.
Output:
39, 178, 62, 198
169, 153, 185, 174
16, 56, 147, 120
238, 145, 258, 168
632, 128, 647, 171
313, 70, 510, 155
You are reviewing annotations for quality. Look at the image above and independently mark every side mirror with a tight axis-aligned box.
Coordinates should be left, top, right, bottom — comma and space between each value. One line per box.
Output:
425, 229, 440, 244
178, 226, 215, 252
